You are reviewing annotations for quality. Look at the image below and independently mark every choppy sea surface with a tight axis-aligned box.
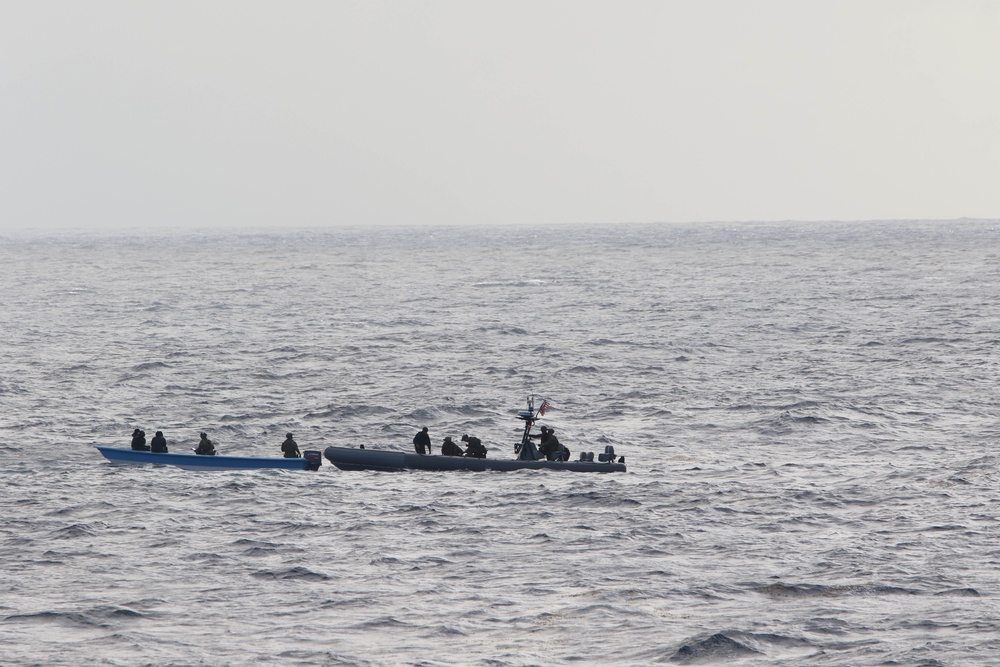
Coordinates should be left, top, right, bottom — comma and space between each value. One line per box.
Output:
2, 220, 1000, 666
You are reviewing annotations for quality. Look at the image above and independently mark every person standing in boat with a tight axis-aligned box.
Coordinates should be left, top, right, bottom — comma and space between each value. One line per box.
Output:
131, 428, 149, 451
461, 434, 487, 458
413, 427, 432, 455
281, 432, 301, 458
441, 436, 464, 456
150, 430, 168, 453
195, 432, 216, 456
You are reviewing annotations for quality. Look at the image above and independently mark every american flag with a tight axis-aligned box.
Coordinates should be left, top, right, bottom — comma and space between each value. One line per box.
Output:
539, 400, 550, 416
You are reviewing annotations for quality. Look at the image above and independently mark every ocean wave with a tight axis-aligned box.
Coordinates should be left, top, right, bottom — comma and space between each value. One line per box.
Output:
751, 582, 921, 598
251, 567, 331, 582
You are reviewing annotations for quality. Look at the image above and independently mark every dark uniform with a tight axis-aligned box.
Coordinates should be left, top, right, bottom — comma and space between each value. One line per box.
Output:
461, 434, 487, 458
441, 437, 464, 457
541, 429, 566, 461
131, 429, 149, 451
195, 432, 216, 456
532, 427, 567, 461
413, 427, 431, 455
150, 431, 168, 453
281, 433, 300, 458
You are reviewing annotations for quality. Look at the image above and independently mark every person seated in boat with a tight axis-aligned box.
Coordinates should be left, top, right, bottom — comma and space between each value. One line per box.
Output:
528, 426, 551, 453
131, 428, 149, 451
539, 428, 571, 461
413, 427, 431, 455
461, 434, 487, 458
532, 426, 565, 461
281, 432, 301, 458
542, 428, 566, 461
195, 432, 216, 456
150, 430, 168, 453
441, 436, 464, 457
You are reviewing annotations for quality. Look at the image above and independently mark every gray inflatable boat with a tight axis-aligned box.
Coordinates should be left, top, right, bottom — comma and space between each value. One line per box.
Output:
323, 398, 626, 473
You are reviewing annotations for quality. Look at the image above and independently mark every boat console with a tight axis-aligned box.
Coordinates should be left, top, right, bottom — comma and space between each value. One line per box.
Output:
516, 397, 625, 466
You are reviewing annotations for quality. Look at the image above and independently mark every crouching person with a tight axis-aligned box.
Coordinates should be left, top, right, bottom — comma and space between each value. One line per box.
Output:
461, 434, 487, 458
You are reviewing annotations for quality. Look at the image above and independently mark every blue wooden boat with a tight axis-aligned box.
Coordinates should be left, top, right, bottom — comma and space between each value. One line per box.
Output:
95, 446, 322, 471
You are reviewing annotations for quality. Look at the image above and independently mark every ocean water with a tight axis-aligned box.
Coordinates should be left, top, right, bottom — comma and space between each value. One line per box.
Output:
1, 220, 1000, 666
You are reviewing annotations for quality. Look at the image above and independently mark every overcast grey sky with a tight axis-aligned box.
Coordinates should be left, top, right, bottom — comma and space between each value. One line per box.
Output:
1, 1, 998, 232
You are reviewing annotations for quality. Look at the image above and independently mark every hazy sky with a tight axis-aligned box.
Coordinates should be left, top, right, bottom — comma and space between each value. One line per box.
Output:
2, 1, 998, 232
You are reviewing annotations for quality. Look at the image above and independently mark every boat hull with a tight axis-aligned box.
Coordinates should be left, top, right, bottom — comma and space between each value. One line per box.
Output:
323, 446, 626, 472
95, 446, 318, 471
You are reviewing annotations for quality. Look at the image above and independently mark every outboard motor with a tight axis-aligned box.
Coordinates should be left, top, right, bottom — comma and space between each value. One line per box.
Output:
303, 450, 322, 471
598, 445, 616, 463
